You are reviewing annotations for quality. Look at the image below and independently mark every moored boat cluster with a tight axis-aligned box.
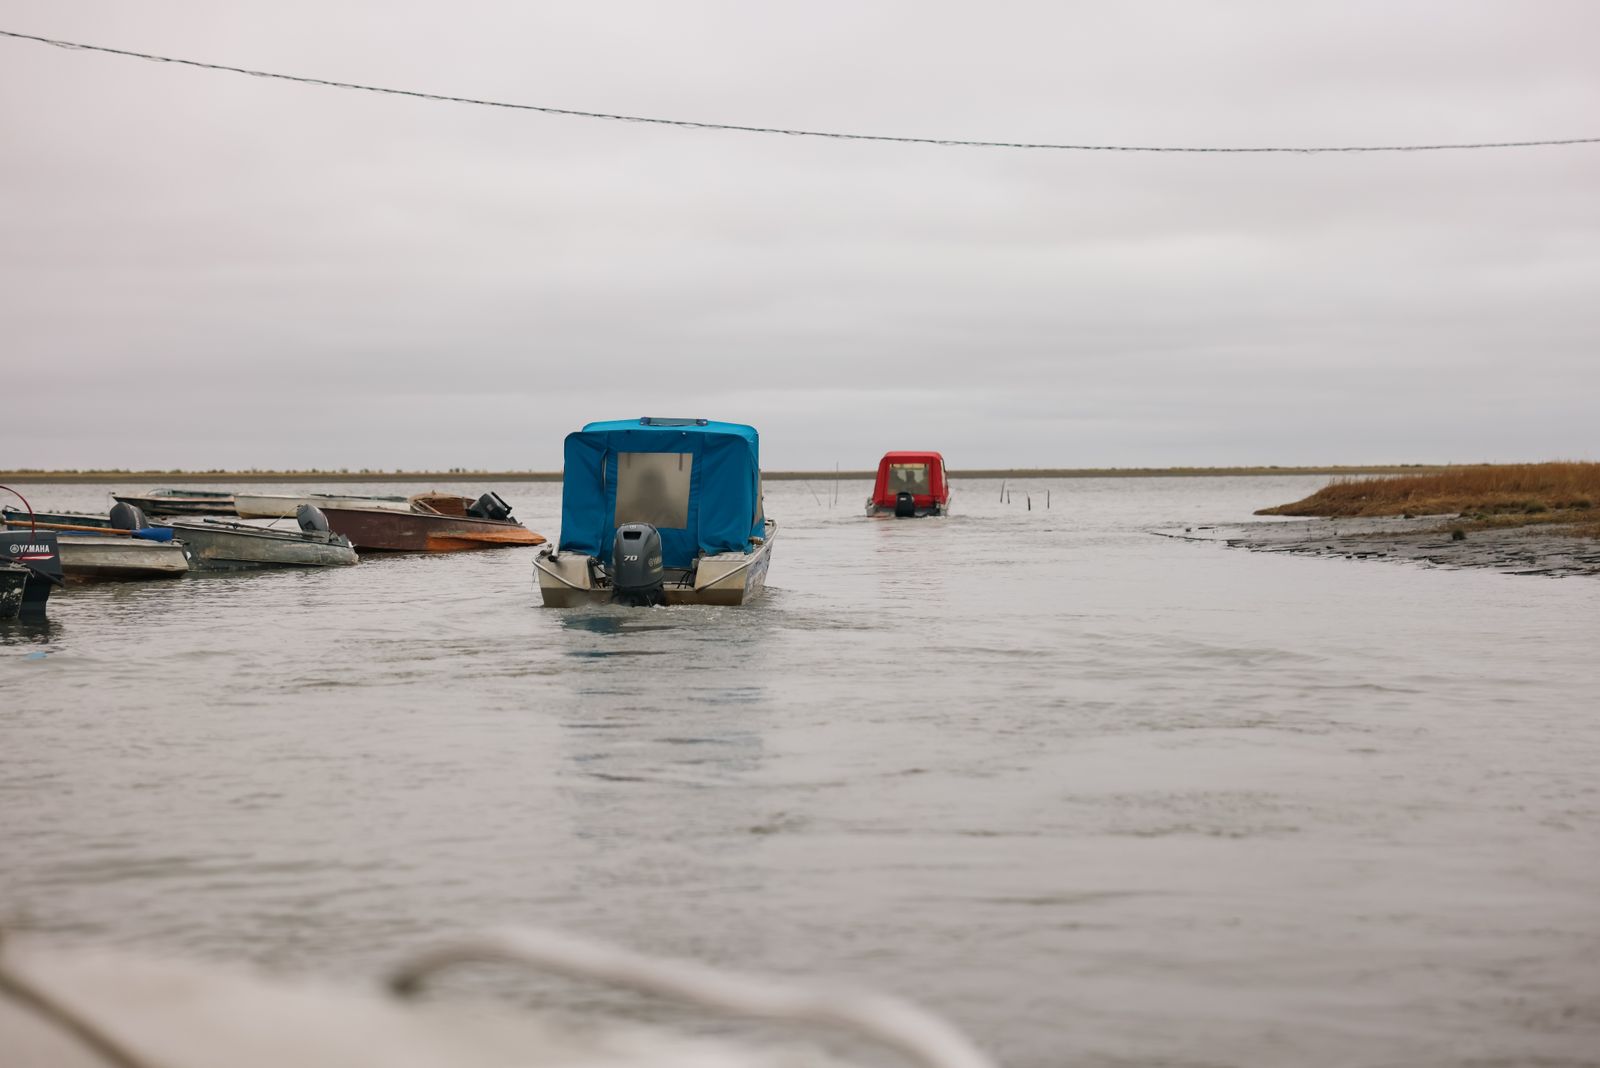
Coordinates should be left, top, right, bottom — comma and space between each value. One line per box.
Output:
4, 418, 952, 621
0, 488, 545, 621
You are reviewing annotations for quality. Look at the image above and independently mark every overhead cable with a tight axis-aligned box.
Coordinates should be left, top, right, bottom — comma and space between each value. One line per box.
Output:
3, 28, 1597, 155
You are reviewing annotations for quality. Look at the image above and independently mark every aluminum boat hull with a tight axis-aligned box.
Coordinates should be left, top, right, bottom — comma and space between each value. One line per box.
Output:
534, 520, 775, 607
55, 535, 190, 580
113, 493, 236, 517
167, 520, 359, 570
864, 499, 952, 518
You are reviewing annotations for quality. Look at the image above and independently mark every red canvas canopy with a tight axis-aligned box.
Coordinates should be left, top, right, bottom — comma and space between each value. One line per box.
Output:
871, 451, 948, 508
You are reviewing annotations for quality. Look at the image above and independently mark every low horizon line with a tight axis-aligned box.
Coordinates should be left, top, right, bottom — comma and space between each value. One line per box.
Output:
0, 463, 1532, 485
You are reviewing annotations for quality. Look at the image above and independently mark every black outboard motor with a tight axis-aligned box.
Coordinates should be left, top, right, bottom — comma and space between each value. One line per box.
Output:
894, 491, 917, 518
610, 523, 666, 606
109, 501, 148, 530
296, 504, 331, 534
1, 531, 63, 619
466, 492, 513, 521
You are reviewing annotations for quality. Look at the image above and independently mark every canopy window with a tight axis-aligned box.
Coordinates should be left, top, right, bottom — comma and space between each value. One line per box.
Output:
615, 452, 693, 529
886, 463, 930, 494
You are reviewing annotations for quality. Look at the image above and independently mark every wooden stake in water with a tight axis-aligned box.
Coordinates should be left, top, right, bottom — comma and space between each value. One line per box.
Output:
1027, 495, 1031, 511
1046, 489, 1050, 509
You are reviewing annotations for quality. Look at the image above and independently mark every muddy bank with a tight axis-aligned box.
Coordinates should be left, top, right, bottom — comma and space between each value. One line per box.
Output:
1159, 516, 1600, 577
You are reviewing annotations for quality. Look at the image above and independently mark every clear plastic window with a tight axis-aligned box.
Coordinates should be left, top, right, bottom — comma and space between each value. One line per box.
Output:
615, 452, 692, 529
886, 463, 929, 494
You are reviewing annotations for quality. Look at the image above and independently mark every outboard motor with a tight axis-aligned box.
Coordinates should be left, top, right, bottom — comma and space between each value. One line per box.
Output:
894, 491, 917, 518
109, 501, 148, 530
296, 504, 331, 534
466, 492, 513, 521
1, 531, 63, 619
610, 523, 666, 607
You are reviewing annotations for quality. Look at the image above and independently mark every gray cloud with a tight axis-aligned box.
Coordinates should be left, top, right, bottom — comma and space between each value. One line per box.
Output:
2, 1, 1597, 471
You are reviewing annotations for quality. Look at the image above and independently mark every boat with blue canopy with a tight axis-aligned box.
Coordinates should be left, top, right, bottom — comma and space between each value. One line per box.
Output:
533, 418, 776, 606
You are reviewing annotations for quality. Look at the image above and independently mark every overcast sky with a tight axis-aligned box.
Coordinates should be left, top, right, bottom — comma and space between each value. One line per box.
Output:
2, 2, 1596, 471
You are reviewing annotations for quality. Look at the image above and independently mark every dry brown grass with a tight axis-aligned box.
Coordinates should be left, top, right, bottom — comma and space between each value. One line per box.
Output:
1256, 462, 1600, 524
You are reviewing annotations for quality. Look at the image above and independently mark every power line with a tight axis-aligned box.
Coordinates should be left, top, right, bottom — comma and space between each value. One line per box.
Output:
4, 27, 1598, 155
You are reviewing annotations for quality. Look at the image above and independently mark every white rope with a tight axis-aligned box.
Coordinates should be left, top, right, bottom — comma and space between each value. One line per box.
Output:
387, 928, 998, 1068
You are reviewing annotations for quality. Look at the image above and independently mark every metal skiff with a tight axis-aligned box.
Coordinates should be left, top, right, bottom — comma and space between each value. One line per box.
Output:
535, 519, 776, 607
50, 533, 189, 580
164, 519, 359, 570
111, 488, 237, 516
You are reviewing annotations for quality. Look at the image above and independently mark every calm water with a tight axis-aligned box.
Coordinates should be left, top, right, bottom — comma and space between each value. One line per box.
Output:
3, 477, 1597, 1067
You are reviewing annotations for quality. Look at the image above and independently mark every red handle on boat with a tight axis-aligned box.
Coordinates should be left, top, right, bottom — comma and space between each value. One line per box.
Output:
0, 484, 39, 539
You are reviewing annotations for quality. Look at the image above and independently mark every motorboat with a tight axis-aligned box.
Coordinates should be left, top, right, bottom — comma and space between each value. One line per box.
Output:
4, 504, 357, 572
233, 491, 410, 519
5, 505, 190, 580
534, 417, 776, 607
112, 487, 236, 516
1, 531, 63, 619
6, 525, 189, 580
866, 451, 952, 517
318, 492, 545, 552
167, 513, 359, 570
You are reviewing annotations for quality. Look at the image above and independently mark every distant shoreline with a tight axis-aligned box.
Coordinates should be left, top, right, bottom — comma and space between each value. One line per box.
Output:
0, 465, 1457, 485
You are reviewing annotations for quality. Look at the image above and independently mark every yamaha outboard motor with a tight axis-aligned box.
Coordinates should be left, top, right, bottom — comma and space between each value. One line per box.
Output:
894, 491, 917, 518
296, 504, 331, 534
109, 501, 148, 530
1, 531, 63, 619
610, 523, 666, 607
466, 492, 513, 521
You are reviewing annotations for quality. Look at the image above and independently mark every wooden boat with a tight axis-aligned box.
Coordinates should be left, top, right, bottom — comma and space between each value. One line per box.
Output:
319, 492, 545, 552
112, 488, 236, 516
866, 451, 952, 517
233, 491, 410, 519
534, 418, 776, 607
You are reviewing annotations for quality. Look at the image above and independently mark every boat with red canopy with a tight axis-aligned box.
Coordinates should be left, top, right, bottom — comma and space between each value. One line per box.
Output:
866, 451, 951, 517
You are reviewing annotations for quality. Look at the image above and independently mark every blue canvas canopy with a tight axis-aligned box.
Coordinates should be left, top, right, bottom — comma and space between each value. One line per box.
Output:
558, 418, 764, 569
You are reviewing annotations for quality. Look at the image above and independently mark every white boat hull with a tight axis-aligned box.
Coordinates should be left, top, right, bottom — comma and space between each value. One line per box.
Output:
535, 520, 775, 607
0, 932, 983, 1068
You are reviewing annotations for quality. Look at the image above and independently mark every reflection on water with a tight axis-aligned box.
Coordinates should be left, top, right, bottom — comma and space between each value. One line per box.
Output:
2, 476, 1599, 1067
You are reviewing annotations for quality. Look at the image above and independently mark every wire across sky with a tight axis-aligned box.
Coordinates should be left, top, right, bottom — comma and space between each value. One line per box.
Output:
3, 27, 1598, 155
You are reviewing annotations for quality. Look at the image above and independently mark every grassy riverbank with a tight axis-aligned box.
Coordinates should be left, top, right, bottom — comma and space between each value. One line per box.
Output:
0, 464, 1453, 484
1256, 462, 1600, 537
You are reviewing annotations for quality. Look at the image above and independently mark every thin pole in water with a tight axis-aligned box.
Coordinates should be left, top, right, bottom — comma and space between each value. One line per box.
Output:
1027, 494, 1031, 511
804, 482, 821, 506
998, 479, 1005, 503
833, 462, 839, 506
1046, 489, 1050, 509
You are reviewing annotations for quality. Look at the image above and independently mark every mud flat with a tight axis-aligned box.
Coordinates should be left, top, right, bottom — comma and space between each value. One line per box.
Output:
1161, 516, 1600, 577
